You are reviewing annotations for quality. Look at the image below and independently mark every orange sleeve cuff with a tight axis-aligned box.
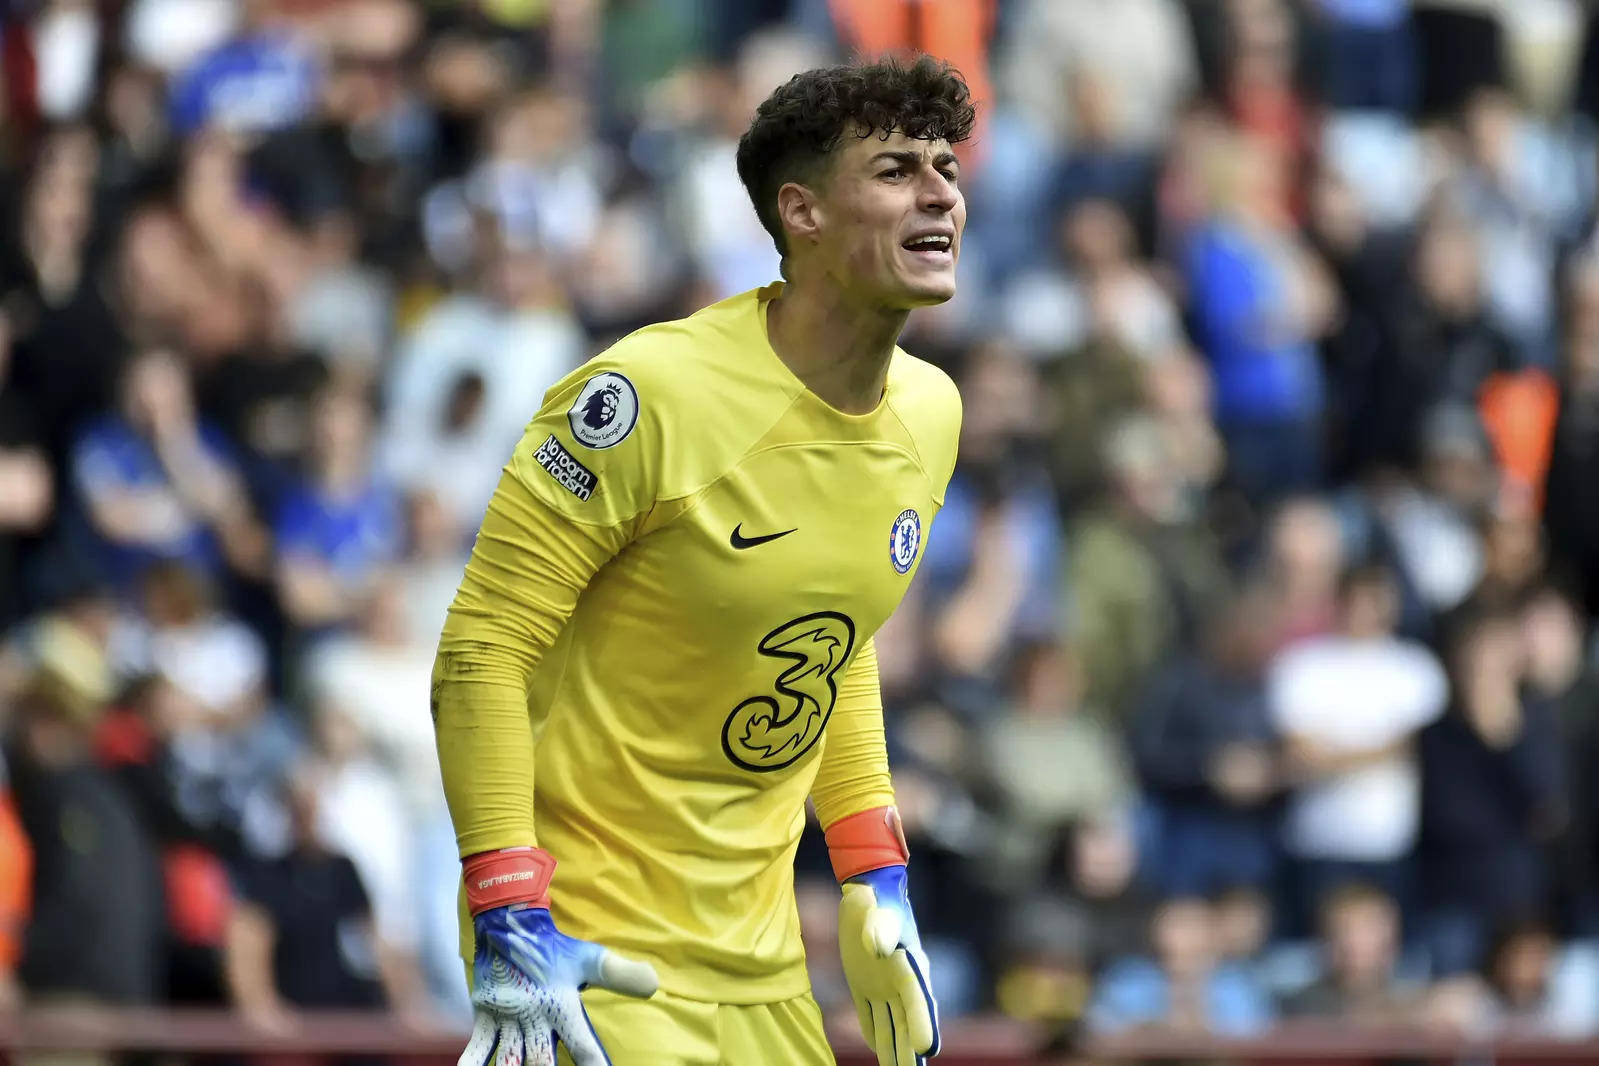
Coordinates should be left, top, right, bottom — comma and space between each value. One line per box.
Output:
462, 847, 556, 914
824, 805, 909, 882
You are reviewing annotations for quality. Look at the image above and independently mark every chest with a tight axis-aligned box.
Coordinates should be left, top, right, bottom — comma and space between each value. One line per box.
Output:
630, 441, 935, 629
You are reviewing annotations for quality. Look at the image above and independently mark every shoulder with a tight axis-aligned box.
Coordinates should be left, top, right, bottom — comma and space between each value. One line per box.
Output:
539, 288, 801, 492
545, 291, 760, 418
886, 350, 962, 494
888, 349, 961, 420
512, 288, 800, 512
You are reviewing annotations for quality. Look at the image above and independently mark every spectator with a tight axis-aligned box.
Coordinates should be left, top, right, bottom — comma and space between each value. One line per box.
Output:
1044, 340, 1148, 509
1183, 131, 1337, 498
1473, 918, 1599, 1037
382, 233, 583, 542
423, 83, 610, 278
1404, 917, 1599, 1039
1419, 606, 1565, 975
1544, 256, 1599, 621
1062, 200, 1183, 361
1522, 586, 1599, 936
225, 761, 384, 1029
1068, 415, 1231, 719
302, 575, 462, 1012
1, 125, 126, 466
923, 346, 1060, 691
665, 32, 822, 299
1269, 563, 1448, 924
999, 199, 1181, 362
1336, 406, 1495, 629
0, 310, 55, 629
1002, 0, 1197, 151
129, 564, 298, 860
1451, 89, 1584, 369
1285, 882, 1417, 1023
1383, 203, 1515, 462
1306, 163, 1413, 479
1461, 491, 1548, 618
96, 673, 236, 1003
167, 0, 319, 137
1045, 814, 1156, 976
135, 562, 269, 729
1259, 490, 1346, 650
393, 490, 470, 651
71, 348, 266, 592
1220, 0, 1315, 215
274, 384, 402, 633
1088, 896, 1274, 1036
982, 643, 1132, 887
6, 616, 165, 1002
1133, 586, 1282, 897
992, 894, 1094, 1029
1212, 886, 1274, 978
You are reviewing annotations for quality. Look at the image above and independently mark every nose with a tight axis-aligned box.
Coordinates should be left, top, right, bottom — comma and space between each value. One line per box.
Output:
917, 168, 959, 215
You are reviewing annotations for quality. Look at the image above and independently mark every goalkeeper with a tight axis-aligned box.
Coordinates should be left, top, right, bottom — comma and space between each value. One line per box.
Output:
432, 54, 971, 1066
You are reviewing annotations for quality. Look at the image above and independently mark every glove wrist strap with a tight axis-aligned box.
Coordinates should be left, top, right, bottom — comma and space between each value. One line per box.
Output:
462, 846, 556, 914
825, 805, 909, 882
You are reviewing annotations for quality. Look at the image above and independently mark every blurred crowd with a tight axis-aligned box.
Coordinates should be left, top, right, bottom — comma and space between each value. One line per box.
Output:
5, 0, 1599, 1051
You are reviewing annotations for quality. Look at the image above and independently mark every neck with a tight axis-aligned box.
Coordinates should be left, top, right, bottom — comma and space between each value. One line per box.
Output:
765, 278, 906, 414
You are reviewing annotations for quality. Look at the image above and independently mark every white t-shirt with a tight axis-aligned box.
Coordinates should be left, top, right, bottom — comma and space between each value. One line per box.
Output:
1268, 635, 1448, 861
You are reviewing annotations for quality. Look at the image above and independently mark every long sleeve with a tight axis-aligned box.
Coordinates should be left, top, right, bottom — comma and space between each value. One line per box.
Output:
431, 358, 661, 858
809, 638, 896, 829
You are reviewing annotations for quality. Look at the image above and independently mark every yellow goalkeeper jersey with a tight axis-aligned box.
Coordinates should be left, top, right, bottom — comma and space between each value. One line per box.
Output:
431, 282, 961, 1003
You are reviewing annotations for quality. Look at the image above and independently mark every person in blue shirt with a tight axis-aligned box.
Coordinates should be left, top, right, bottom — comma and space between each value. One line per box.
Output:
1089, 896, 1275, 1036
1183, 135, 1337, 500
71, 349, 263, 593
274, 385, 402, 632
168, 5, 318, 138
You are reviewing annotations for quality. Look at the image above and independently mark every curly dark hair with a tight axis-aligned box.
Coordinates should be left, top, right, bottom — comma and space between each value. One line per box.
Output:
736, 55, 976, 258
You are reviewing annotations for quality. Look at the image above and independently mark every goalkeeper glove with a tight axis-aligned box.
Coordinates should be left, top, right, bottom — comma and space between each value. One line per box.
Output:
458, 847, 658, 1066
829, 808, 941, 1066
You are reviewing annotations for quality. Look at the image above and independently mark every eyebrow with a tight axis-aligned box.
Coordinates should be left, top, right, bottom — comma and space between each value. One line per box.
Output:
869, 149, 960, 169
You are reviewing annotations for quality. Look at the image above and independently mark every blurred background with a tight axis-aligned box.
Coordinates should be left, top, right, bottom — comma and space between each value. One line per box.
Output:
6, 0, 1599, 1061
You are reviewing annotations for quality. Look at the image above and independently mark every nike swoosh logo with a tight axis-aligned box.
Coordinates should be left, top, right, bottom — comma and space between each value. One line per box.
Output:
730, 524, 797, 550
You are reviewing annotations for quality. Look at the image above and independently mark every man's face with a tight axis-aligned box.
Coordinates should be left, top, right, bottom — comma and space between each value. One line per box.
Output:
1327, 899, 1397, 985
804, 128, 965, 308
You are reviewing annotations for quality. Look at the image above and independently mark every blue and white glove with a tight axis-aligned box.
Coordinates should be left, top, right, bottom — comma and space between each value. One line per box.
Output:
459, 848, 657, 1066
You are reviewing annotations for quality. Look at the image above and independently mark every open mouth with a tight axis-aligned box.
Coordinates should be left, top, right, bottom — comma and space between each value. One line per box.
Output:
901, 234, 953, 261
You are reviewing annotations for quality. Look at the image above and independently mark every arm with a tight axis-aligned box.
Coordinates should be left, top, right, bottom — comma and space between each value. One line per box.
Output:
276, 555, 366, 629
82, 484, 194, 546
1283, 732, 1412, 783
810, 640, 941, 1066
431, 471, 631, 853
809, 639, 894, 831
441, 363, 662, 1066
0, 448, 52, 532
224, 903, 294, 1032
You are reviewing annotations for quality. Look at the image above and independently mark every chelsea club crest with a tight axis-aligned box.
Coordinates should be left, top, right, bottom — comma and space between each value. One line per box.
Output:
889, 508, 921, 574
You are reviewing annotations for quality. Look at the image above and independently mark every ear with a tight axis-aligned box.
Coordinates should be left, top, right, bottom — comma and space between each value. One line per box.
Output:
776, 181, 824, 251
